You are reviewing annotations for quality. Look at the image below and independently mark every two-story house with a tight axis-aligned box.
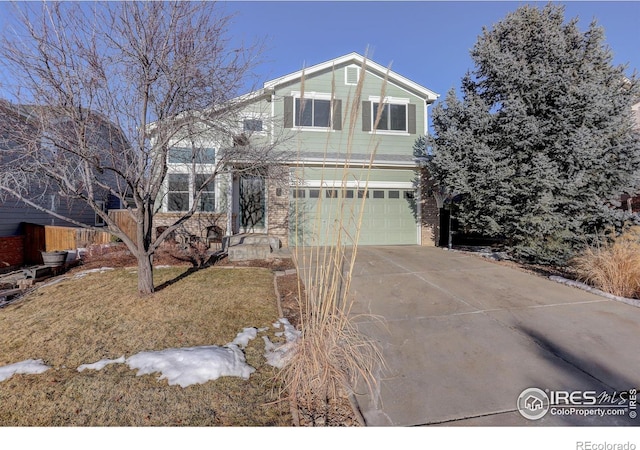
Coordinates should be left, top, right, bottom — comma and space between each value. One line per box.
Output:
156, 53, 441, 248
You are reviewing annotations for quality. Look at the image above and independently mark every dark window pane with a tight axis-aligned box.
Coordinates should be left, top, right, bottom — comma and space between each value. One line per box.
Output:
295, 98, 313, 127
404, 191, 415, 200
373, 103, 389, 130
292, 189, 306, 199
199, 192, 215, 212
325, 189, 338, 198
198, 148, 215, 163
357, 190, 369, 198
168, 192, 189, 212
195, 174, 215, 192
343, 189, 354, 199
309, 189, 320, 198
168, 174, 189, 191
168, 148, 191, 163
388, 190, 400, 199
243, 119, 263, 132
373, 190, 385, 199
390, 104, 407, 131
314, 100, 331, 127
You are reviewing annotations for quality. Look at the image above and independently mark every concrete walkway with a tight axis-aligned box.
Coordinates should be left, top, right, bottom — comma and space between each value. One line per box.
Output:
338, 246, 640, 426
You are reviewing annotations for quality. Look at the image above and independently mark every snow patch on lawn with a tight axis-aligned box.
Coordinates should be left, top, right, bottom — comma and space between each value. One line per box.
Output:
1, 320, 300, 386
263, 318, 301, 369
230, 327, 258, 348
127, 344, 255, 387
0, 359, 50, 382
77, 356, 126, 372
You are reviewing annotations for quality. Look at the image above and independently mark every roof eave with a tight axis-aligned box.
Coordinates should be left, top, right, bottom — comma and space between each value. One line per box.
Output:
263, 52, 439, 102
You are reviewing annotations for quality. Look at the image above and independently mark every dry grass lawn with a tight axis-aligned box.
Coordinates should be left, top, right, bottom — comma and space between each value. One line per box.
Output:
0, 266, 291, 426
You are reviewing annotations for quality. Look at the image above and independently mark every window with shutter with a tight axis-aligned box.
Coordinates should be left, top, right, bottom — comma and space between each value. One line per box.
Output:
287, 93, 338, 130
366, 98, 417, 134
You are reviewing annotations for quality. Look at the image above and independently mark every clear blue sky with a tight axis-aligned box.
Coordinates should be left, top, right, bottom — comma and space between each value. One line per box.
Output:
0, 1, 637, 107
223, 1, 640, 100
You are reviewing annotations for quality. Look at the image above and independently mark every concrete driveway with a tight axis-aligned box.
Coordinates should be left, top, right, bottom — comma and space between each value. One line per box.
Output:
340, 246, 640, 426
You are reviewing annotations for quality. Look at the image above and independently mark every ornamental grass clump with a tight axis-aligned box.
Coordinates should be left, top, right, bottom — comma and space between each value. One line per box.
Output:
280, 56, 386, 425
572, 227, 640, 299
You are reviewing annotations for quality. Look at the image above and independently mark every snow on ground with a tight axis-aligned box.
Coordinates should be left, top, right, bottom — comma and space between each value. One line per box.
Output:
230, 327, 258, 348
77, 356, 126, 372
262, 318, 301, 369
0, 321, 301, 386
127, 344, 255, 388
0, 359, 50, 382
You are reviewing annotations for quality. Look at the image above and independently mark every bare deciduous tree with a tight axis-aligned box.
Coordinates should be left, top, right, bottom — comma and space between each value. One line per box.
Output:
0, 1, 284, 294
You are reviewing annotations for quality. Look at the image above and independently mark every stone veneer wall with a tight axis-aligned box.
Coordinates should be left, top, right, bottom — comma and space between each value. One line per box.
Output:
419, 169, 440, 246
266, 166, 290, 247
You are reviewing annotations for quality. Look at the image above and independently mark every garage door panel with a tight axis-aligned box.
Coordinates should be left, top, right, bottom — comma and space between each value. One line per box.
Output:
289, 187, 417, 246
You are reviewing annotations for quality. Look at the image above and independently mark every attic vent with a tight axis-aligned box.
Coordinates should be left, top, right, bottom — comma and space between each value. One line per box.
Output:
345, 66, 360, 85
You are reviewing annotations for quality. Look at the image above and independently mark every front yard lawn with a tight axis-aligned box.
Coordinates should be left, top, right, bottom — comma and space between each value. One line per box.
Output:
0, 266, 290, 426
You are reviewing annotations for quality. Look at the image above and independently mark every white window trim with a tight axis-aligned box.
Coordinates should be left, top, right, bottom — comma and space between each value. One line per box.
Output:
164, 171, 218, 213
290, 91, 334, 131
291, 91, 333, 100
369, 96, 411, 135
368, 95, 410, 104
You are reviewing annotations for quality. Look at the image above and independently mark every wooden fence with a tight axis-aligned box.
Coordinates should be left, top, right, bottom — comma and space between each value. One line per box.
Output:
23, 223, 112, 264
44, 225, 112, 251
108, 209, 137, 243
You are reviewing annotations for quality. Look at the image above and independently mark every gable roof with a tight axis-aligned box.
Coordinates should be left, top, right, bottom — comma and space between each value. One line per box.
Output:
263, 52, 439, 103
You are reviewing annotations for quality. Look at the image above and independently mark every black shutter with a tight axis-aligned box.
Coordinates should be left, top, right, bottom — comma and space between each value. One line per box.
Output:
332, 99, 342, 131
362, 101, 371, 132
284, 96, 293, 128
408, 103, 417, 134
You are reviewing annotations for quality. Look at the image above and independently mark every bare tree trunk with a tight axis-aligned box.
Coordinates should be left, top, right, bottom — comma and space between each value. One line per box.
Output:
137, 252, 155, 296
135, 202, 155, 295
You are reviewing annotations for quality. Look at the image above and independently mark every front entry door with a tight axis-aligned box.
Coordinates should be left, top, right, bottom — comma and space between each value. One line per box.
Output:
239, 175, 265, 231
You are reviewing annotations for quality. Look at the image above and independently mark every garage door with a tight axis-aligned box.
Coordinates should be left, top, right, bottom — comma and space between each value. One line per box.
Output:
289, 187, 418, 246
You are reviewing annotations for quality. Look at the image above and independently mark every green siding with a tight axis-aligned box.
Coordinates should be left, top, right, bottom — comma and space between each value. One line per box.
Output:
291, 167, 416, 184
272, 64, 425, 159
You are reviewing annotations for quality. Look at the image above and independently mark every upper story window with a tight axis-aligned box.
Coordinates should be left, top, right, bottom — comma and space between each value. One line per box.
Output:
167, 147, 215, 164
373, 102, 407, 132
243, 118, 263, 132
363, 96, 416, 135
284, 93, 342, 131
295, 97, 331, 128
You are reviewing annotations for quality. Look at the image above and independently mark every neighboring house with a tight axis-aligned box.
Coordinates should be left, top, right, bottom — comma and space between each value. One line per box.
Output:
0, 100, 121, 267
155, 52, 442, 247
0, 101, 118, 237
0, 101, 106, 237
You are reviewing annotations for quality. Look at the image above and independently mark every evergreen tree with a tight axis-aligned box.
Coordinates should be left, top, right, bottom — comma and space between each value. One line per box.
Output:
426, 4, 640, 264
